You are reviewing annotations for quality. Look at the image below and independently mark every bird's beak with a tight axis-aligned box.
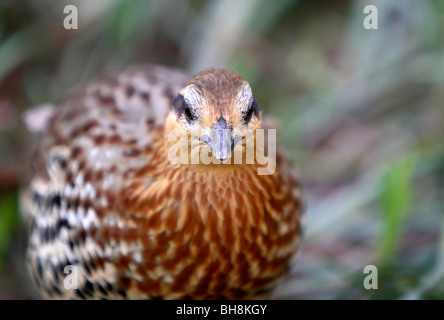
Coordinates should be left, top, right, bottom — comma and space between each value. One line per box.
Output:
200, 118, 234, 163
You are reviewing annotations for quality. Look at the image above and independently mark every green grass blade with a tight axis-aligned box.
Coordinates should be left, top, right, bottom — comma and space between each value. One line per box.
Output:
380, 152, 419, 264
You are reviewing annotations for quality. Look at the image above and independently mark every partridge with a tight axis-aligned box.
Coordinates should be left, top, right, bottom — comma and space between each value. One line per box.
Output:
21, 65, 303, 299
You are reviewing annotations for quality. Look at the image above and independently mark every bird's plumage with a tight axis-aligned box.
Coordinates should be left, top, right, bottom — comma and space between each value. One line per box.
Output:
21, 65, 303, 299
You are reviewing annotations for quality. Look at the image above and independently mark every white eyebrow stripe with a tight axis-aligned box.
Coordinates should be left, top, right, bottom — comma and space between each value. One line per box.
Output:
237, 82, 253, 108
183, 86, 204, 108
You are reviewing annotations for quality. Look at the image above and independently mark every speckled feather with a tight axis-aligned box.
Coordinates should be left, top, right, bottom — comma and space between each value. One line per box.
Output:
21, 65, 303, 299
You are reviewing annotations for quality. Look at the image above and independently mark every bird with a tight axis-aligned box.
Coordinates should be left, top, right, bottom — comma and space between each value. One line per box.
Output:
20, 65, 303, 299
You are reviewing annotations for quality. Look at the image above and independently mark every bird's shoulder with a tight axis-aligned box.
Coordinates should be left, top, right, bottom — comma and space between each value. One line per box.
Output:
22, 65, 189, 221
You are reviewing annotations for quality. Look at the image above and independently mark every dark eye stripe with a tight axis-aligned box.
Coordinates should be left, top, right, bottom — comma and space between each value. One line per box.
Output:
252, 99, 259, 116
245, 106, 254, 118
172, 94, 185, 115
243, 99, 258, 123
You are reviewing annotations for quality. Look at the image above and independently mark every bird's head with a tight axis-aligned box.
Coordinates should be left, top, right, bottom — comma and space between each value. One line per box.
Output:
165, 67, 261, 164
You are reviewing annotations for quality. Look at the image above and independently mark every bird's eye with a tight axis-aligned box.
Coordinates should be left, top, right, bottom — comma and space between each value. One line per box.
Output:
184, 105, 194, 121
172, 94, 195, 122
244, 100, 257, 123
245, 106, 254, 120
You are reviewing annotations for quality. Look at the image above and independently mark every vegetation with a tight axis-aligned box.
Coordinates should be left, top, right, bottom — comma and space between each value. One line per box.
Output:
0, 0, 443, 299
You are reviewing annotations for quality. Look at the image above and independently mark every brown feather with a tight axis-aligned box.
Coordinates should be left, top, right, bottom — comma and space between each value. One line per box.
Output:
21, 65, 303, 299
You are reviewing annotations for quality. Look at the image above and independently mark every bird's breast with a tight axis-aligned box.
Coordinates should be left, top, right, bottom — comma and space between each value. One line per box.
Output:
118, 162, 302, 299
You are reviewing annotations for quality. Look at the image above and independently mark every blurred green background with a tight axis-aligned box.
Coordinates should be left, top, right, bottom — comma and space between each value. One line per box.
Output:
1, 0, 444, 299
